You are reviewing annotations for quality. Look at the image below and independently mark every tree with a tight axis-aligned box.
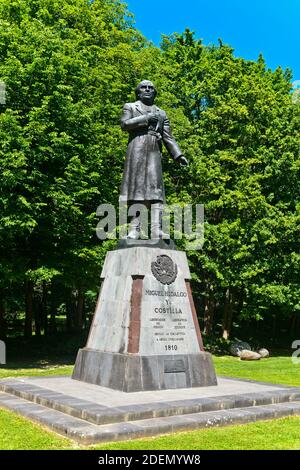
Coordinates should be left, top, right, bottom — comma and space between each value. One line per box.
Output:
0, 0, 146, 336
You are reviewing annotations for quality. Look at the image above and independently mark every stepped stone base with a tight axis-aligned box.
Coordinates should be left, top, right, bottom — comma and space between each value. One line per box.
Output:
72, 350, 217, 392
1, 376, 300, 444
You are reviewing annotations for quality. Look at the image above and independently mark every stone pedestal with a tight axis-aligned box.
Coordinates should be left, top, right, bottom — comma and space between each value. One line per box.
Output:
72, 247, 217, 392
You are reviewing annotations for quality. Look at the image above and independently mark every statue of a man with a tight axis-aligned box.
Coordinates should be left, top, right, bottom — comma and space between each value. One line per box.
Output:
120, 80, 188, 239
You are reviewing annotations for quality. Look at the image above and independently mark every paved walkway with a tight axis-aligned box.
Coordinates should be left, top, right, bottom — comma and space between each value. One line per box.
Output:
18, 375, 285, 406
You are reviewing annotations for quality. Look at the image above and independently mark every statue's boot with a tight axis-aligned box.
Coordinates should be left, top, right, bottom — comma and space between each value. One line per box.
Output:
126, 215, 141, 239
151, 203, 170, 240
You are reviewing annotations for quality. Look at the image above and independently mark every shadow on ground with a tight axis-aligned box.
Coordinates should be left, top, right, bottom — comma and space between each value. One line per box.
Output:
0, 331, 88, 370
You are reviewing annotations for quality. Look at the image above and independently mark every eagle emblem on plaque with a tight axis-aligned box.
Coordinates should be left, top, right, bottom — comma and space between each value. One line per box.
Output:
151, 255, 178, 285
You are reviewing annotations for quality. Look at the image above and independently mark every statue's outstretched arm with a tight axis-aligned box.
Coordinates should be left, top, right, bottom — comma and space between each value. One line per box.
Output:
162, 115, 183, 160
163, 115, 189, 166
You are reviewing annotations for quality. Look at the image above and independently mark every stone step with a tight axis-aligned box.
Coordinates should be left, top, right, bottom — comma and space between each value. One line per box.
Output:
1, 390, 300, 444
1, 378, 300, 426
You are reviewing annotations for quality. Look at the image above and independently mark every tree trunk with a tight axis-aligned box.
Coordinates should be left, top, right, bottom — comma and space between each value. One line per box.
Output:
24, 281, 34, 338
74, 291, 85, 331
272, 314, 277, 340
34, 298, 41, 337
203, 276, 215, 336
66, 290, 75, 331
204, 296, 215, 336
41, 282, 48, 336
222, 288, 233, 340
49, 307, 57, 334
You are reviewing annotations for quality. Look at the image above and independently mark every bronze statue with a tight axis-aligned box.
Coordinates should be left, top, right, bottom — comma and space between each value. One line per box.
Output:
120, 80, 188, 239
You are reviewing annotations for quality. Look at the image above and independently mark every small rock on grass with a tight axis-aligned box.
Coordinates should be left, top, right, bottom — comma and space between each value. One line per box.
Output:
240, 349, 261, 360
258, 348, 270, 358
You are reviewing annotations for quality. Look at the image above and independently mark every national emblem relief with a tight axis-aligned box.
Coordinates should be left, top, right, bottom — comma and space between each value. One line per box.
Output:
151, 255, 178, 285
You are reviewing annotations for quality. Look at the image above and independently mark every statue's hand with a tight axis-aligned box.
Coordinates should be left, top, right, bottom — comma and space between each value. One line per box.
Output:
178, 155, 189, 167
147, 112, 160, 124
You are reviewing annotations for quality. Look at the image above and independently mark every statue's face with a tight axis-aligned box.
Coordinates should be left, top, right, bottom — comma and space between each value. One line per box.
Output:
137, 81, 156, 104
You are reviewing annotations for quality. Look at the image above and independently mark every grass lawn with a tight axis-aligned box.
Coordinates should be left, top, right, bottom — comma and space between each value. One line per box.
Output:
213, 354, 300, 387
0, 363, 73, 379
0, 353, 299, 450
0, 407, 74, 450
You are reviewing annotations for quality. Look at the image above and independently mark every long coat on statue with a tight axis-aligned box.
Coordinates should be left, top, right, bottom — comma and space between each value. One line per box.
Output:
119, 100, 183, 202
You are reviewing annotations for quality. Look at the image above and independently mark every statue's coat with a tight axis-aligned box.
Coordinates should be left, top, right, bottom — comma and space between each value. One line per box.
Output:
119, 100, 182, 202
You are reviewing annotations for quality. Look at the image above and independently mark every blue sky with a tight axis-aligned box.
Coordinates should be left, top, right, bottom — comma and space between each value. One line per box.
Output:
125, 0, 300, 83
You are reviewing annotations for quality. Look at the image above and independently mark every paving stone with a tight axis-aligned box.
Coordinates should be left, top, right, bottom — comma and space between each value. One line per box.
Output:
82, 409, 126, 425
219, 408, 258, 425
197, 397, 225, 412
264, 403, 298, 418
153, 401, 201, 416
279, 401, 300, 414
215, 394, 256, 408
160, 414, 205, 432
129, 417, 174, 436
239, 406, 277, 421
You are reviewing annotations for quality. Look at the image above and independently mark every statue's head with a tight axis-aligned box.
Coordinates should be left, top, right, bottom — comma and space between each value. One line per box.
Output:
135, 80, 157, 105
